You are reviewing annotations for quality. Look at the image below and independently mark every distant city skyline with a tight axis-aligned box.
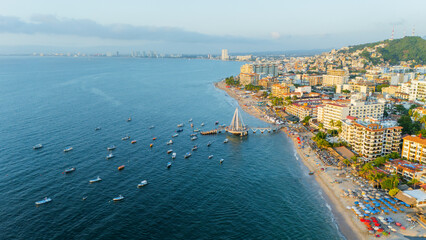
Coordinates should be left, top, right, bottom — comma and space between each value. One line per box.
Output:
0, 0, 425, 54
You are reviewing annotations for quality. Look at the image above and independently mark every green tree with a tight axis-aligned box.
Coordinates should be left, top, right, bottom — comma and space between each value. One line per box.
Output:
318, 123, 324, 130
389, 188, 400, 197
302, 116, 312, 125
373, 156, 387, 166
408, 178, 420, 188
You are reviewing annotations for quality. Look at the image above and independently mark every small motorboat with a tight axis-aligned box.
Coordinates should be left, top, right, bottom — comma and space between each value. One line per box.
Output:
309, 171, 314, 175
64, 146, 73, 152
223, 138, 229, 143
131, 140, 137, 144
89, 176, 102, 183
190, 123, 194, 128
207, 141, 212, 147
167, 149, 173, 154
149, 125, 155, 129
172, 153, 176, 159
192, 145, 198, 151
127, 117, 132, 122
208, 155, 213, 159
137, 180, 148, 188
122, 135, 130, 140
190, 133, 197, 137
201, 122, 205, 126
167, 140, 173, 145
215, 121, 219, 125
220, 159, 224, 164
95, 127, 101, 131
82, 196, 87, 201
152, 137, 157, 140
184, 152, 192, 159
191, 136, 198, 141
106, 153, 114, 159
172, 133, 179, 138
113, 195, 124, 201
150, 143, 153, 148
189, 118, 193, 122
167, 162, 172, 168
118, 165, 125, 171
35, 197, 52, 205
177, 129, 183, 133
107, 145, 116, 151
177, 123, 184, 127
193, 129, 200, 132
33, 144, 43, 149
64, 167, 76, 173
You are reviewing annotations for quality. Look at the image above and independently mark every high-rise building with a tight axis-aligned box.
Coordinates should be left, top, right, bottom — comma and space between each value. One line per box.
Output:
409, 80, 426, 101
221, 49, 229, 61
341, 119, 402, 160
253, 64, 278, 77
322, 69, 349, 86
317, 103, 349, 130
402, 135, 426, 164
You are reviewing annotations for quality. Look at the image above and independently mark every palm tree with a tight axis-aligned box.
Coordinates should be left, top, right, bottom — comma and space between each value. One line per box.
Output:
420, 116, 426, 126
390, 174, 400, 189
408, 178, 420, 189
413, 111, 420, 121
329, 119, 335, 129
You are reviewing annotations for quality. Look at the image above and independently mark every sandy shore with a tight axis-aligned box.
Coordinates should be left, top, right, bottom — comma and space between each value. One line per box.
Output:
215, 80, 418, 240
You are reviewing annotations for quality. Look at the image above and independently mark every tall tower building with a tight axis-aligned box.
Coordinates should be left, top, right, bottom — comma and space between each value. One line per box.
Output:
221, 49, 229, 61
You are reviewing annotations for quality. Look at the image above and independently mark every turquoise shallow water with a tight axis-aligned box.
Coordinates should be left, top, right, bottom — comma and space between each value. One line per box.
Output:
0, 57, 343, 239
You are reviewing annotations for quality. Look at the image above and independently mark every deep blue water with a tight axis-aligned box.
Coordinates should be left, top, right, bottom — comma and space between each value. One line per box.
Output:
0, 57, 343, 239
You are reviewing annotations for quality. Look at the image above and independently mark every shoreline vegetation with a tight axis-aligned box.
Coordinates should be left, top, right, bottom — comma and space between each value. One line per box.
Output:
215, 79, 419, 240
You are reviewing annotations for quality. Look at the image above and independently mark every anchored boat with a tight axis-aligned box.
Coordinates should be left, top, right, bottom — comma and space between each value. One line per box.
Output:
35, 197, 52, 205
113, 195, 124, 201
64, 167, 76, 174
33, 144, 43, 150
89, 176, 102, 183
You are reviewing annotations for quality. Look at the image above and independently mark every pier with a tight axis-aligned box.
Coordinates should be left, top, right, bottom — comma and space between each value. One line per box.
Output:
200, 107, 282, 136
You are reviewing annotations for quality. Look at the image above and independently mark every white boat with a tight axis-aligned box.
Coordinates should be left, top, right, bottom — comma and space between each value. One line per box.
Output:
33, 144, 43, 150
177, 123, 184, 127
167, 162, 172, 168
167, 149, 173, 154
172, 133, 179, 138
192, 145, 198, 151
127, 117, 132, 122
113, 195, 124, 201
167, 140, 173, 145
223, 138, 229, 143
184, 152, 191, 158
89, 176, 102, 183
220, 159, 224, 164
188, 118, 193, 122
191, 136, 198, 141
122, 135, 130, 140
190, 133, 197, 137
172, 153, 176, 159
208, 155, 213, 159
35, 197, 52, 205
95, 127, 101, 131
106, 153, 114, 159
64, 146, 73, 152
137, 180, 148, 188
64, 167, 76, 173
107, 145, 116, 151
149, 125, 155, 129
207, 141, 212, 147
201, 122, 205, 126
193, 129, 200, 132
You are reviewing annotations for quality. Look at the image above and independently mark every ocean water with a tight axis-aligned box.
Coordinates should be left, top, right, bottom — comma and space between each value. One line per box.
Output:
0, 57, 343, 239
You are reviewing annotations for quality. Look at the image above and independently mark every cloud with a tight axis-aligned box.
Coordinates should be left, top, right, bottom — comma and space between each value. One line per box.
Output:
0, 15, 260, 44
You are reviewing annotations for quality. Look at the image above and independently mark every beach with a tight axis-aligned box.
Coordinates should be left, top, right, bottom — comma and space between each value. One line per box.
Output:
215, 80, 422, 240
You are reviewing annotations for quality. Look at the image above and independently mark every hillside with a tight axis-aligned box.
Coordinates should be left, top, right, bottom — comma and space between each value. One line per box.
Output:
347, 36, 426, 65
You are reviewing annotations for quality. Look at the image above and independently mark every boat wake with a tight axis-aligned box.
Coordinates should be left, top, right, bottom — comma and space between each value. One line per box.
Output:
90, 88, 121, 106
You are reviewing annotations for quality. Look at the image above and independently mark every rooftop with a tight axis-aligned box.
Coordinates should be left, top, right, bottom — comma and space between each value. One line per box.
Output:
403, 190, 426, 202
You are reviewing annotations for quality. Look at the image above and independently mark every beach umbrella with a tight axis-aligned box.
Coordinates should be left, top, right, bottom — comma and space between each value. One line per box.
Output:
401, 226, 406, 230
375, 223, 380, 226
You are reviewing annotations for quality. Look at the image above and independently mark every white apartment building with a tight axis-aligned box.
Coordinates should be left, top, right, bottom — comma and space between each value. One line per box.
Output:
349, 99, 385, 120
409, 80, 426, 101
340, 119, 402, 160
317, 103, 349, 130
322, 75, 349, 86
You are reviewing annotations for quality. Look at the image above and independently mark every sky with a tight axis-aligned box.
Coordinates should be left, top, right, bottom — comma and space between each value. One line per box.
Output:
0, 0, 424, 54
